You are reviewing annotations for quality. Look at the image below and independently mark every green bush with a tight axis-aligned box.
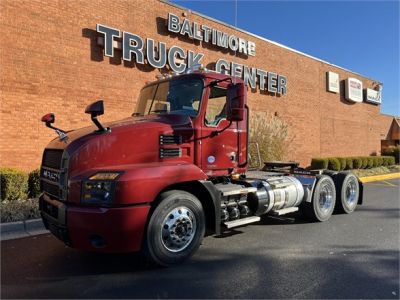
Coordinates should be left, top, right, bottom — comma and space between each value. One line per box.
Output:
0, 168, 28, 201
371, 157, 379, 168
28, 169, 41, 198
382, 156, 388, 166
367, 157, 374, 168
386, 156, 395, 166
352, 157, 363, 169
382, 146, 400, 164
361, 157, 369, 168
327, 158, 341, 171
311, 158, 329, 169
345, 158, 353, 170
376, 157, 383, 167
335, 157, 346, 171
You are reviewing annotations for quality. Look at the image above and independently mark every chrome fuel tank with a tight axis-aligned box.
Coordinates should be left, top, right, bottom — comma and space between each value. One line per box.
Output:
247, 176, 305, 215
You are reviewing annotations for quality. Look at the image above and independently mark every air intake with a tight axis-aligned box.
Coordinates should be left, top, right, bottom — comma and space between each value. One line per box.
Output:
160, 148, 182, 158
159, 135, 183, 145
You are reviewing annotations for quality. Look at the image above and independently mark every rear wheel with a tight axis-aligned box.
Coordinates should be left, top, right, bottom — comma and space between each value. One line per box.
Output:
144, 190, 205, 267
334, 172, 359, 214
302, 175, 336, 222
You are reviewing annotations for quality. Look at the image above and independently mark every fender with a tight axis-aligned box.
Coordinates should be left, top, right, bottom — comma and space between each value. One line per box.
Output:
115, 163, 208, 205
198, 180, 222, 235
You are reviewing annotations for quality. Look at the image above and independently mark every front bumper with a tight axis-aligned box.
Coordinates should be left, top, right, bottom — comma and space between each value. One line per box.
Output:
39, 194, 151, 252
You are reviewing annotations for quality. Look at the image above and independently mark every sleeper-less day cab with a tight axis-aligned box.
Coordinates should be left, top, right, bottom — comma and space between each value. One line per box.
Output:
39, 68, 362, 266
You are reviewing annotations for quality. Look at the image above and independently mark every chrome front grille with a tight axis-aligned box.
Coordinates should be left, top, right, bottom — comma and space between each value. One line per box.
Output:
40, 149, 69, 201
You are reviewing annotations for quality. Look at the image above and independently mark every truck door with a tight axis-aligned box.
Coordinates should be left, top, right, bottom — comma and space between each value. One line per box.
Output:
200, 85, 239, 176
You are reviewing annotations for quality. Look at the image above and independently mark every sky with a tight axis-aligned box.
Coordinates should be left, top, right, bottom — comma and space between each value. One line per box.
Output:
172, 0, 399, 116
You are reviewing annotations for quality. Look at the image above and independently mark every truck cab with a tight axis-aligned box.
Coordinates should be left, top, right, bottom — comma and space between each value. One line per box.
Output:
39, 69, 362, 266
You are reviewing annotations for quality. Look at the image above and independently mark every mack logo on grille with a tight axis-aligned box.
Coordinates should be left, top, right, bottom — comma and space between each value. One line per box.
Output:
42, 169, 60, 183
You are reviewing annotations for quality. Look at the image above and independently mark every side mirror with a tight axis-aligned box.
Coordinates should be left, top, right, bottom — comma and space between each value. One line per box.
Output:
41, 113, 55, 124
85, 100, 108, 132
85, 100, 104, 117
226, 82, 246, 121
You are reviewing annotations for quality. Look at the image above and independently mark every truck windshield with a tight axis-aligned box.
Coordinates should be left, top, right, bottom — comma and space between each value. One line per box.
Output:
135, 78, 204, 117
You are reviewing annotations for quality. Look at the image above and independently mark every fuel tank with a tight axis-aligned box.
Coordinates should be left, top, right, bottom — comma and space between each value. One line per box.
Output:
247, 176, 305, 215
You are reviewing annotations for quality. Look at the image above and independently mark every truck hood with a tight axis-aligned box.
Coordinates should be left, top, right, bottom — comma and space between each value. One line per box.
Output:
45, 114, 194, 177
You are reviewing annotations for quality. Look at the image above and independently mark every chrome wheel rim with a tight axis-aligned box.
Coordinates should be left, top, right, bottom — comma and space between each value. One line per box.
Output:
345, 178, 357, 206
161, 206, 197, 253
318, 181, 334, 213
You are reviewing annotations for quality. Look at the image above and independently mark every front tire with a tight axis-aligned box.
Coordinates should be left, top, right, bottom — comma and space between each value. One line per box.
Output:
302, 175, 336, 222
144, 190, 205, 267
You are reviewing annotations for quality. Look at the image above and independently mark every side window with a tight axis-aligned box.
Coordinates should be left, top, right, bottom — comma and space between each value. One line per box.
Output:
205, 86, 227, 126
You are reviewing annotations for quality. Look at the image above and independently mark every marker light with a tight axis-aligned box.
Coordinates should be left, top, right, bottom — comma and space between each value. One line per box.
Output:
89, 172, 121, 180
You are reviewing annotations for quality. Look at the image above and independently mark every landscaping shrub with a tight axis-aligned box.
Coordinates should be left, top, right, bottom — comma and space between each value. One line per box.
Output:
352, 157, 363, 169
345, 158, 353, 170
327, 158, 341, 171
361, 157, 369, 168
249, 112, 291, 167
386, 156, 395, 166
367, 157, 374, 168
382, 146, 400, 164
335, 157, 346, 171
311, 158, 329, 169
376, 156, 383, 167
0, 199, 40, 223
371, 157, 379, 168
28, 168, 41, 198
0, 168, 28, 201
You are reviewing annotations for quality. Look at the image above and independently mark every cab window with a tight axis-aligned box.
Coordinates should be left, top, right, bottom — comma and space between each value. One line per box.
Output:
205, 86, 227, 126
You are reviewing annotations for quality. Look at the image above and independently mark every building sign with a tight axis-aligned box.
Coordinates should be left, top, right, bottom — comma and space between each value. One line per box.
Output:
364, 88, 381, 105
326, 71, 339, 93
167, 13, 256, 57
95, 14, 288, 95
345, 78, 363, 103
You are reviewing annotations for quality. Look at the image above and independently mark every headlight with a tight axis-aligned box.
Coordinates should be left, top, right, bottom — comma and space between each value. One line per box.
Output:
81, 172, 122, 206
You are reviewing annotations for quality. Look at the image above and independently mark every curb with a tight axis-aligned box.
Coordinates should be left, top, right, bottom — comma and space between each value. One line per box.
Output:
359, 172, 400, 183
0, 219, 48, 241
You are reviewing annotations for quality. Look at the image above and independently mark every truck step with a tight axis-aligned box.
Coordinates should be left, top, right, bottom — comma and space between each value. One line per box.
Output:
223, 216, 261, 229
215, 184, 257, 197
271, 207, 299, 216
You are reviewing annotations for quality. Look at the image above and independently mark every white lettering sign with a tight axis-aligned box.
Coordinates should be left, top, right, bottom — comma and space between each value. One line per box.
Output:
167, 13, 256, 57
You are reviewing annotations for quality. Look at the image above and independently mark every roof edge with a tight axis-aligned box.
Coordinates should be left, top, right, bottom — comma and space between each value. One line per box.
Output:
161, 0, 381, 84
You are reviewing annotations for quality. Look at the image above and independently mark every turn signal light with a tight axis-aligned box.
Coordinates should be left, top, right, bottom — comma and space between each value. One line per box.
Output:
89, 172, 121, 180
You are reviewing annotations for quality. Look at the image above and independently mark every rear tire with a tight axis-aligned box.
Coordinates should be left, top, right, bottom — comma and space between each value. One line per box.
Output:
334, 172, 359, 214
144, 190, 205, 267
302, 175, 336, 222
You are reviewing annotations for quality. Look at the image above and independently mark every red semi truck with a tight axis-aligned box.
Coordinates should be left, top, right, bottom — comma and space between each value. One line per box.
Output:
39, 69, 362, 266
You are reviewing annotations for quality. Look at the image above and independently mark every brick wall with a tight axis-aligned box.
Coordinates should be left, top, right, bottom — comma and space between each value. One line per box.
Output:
0, 0, 393, 171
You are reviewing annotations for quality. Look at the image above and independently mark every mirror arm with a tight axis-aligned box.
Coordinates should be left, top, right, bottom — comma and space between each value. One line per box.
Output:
206, 77, 233, 88
46, 122, 66, 134
91, 114, 107, 132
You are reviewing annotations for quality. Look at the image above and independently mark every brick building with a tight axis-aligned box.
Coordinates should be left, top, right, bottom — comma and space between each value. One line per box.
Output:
0, 0, 396, 171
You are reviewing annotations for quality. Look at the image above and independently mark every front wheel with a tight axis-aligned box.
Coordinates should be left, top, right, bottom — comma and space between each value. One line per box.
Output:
144, 190, 205, 266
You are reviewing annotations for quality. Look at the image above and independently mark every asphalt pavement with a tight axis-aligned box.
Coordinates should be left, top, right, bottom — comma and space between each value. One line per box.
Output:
1, 179, 399, 299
